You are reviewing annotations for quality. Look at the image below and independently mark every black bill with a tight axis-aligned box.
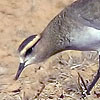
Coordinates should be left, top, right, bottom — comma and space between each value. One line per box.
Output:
15, 63, 25, 80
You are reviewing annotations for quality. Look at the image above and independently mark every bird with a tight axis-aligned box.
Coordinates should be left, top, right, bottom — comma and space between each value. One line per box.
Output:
15, 0, 100, 95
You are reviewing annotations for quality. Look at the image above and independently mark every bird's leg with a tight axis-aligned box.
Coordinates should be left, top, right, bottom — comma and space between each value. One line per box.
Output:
78, 72, 88, 97
86, 55, 100, 95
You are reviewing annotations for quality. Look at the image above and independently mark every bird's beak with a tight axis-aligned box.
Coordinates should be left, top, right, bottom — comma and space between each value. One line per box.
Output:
14, 63, 25, 80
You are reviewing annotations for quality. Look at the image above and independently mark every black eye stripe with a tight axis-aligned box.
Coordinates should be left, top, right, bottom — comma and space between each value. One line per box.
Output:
25, 48, 32, 57
24, 37, 40, 56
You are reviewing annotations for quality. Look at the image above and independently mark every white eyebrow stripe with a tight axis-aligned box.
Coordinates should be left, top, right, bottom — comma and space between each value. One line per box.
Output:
20, 35, 41, 55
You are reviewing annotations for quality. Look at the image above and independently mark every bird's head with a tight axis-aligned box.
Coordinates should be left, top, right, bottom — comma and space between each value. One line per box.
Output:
15, 34, 41, 80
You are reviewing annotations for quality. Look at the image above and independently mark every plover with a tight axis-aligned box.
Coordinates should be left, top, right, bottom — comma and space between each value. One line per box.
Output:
15, 0, 100, 95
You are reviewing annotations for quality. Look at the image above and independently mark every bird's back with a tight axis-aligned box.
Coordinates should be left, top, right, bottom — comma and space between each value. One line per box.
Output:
68, 0, 100, 30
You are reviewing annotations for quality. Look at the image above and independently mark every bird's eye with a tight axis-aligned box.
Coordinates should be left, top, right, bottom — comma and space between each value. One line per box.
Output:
25, 47, 33, 56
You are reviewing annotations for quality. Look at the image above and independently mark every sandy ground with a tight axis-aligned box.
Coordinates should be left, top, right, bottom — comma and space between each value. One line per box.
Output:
0, 0, 100, 100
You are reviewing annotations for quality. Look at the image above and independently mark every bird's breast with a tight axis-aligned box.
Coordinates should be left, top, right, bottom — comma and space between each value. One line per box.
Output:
69, 26, 100, 51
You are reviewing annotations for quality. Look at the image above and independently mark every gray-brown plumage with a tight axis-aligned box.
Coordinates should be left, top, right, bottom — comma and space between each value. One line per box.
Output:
15, 0, 100, 95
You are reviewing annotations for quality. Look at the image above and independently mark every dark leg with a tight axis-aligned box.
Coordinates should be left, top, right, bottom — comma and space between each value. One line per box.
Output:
86, 55, 100, 95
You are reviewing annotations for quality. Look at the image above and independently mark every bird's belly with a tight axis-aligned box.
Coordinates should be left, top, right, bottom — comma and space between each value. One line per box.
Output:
70, 27, 100, 51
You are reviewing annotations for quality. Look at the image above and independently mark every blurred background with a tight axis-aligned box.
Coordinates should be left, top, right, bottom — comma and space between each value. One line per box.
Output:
0, 0, 100, 99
